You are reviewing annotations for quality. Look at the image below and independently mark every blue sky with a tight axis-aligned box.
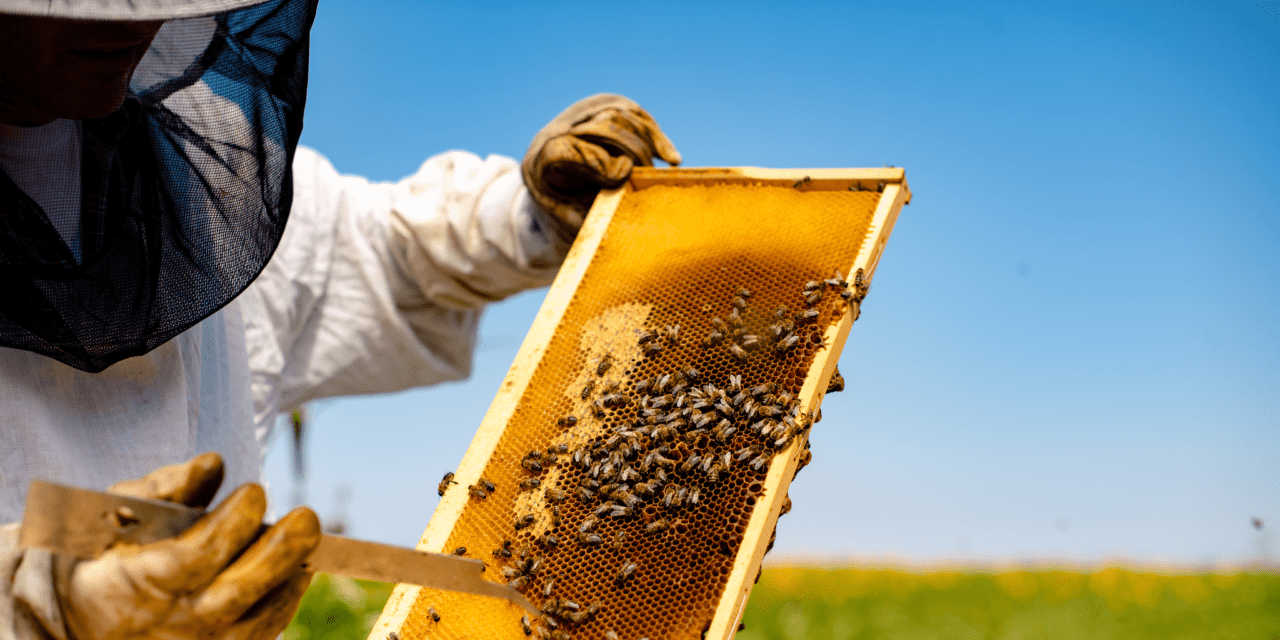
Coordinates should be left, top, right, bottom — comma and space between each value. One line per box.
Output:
263, 0, 1279, 564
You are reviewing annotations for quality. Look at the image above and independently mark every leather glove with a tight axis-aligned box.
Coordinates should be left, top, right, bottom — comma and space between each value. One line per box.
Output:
54, 453, 321, 640
522, 94, 682, 241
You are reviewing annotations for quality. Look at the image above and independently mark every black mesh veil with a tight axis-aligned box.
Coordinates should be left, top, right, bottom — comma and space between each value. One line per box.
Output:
0, 0, 316, 372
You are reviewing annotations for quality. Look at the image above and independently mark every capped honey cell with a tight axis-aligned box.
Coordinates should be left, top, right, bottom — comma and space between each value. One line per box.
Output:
375, 168, 908, 640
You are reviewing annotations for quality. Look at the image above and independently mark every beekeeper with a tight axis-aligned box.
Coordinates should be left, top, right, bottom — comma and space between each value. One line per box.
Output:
0, 0, 680, 636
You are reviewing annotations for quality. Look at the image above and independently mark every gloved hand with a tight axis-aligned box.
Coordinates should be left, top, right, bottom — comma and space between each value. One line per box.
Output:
522, 94, 682, 241
54, 453, 321, 640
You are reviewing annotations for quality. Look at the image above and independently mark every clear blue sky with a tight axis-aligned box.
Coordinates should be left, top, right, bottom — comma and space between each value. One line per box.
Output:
263, 0, 1280, 565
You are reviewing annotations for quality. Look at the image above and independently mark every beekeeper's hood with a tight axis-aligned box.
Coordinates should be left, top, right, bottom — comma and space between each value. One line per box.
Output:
0, 0, 316, 372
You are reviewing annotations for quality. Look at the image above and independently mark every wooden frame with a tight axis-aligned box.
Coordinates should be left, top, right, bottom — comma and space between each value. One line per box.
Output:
370, 167, 910, 640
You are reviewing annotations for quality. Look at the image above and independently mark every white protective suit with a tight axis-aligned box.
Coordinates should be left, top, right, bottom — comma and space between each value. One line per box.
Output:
0, 142, 567, 639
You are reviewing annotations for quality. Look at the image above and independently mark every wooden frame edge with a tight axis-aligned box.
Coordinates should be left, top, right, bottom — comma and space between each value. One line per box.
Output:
367, 187, 631, 638
704, 182, 909, 640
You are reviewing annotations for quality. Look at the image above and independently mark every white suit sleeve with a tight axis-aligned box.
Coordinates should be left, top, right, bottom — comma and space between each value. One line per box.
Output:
240, 146, 568, 421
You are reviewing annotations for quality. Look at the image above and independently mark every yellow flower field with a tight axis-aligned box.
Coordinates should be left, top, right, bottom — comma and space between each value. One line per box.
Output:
286, 565, 1280, 639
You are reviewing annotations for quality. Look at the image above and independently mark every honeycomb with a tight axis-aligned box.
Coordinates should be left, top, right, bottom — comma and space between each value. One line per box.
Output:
390, 181, 888, 640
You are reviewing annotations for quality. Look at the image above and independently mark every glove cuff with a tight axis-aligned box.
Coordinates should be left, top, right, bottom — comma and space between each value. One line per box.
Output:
1, 523, 69, 640
521, 94, 645, 236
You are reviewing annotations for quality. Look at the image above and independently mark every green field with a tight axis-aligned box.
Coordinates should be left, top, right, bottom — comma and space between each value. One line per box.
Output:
285, 566, 1280, 640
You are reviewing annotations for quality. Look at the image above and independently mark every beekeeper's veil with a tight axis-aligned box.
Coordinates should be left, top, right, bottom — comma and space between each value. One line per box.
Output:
0, 0, 315, 372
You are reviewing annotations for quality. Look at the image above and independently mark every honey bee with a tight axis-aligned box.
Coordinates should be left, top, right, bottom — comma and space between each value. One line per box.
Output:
540, 577, 555, 598
727, 307, 743, 327
467, 485, 488, 499
501, 566, 522, 579
804, 290, 823, 306
664, 324, 681, 344
388, 633, 400, 640
516, 478, 541, 491
710, 316, 727, 330
644, 341, 664, 356
729, 343, 748, 361
774, 428, 797, 449
522, 615, 534, 636
454, 546, 467, 555
716, 396, 737, 417
590, 399, 606, 418
551, 505, 562, 526
824, 267, 844, 288
493, 547, 512, 558
522, 458, 544, 473
736, 287, 752, 298
732, 296, 748, 309
773, 334, 800, 354
609, 505, 632, 518
827, 367, 845, 393
706, 462, 723, 482
605, 632, 620, 640
576, 486, 595, 503
428, 607, 442, 623
795, 308, 819, 324
509, 575, 529, 589
636, 329, 656, 345
544, 487, 566, 502
556, 415, 578, 427
514, 514, 535, 530
680, 454, 702, 472
797, 448, 813, 471
646, 518, 670, 534
581, 380, 595, 399
793, 176, 811, 188
651, 424, 676, 441
551, 631, 570, 640
615, 562, 638, 586
634, 377, 653, 394
526, 556, 545, 576
578, 532, 603, 546
613, 530, 627, 549
603, 393, 629, 408
478, 478, 497, 493
750, 454, 770, 472
596, 354, 613, 376
740, 334, 760, 350
579, 515, 599, 533
437, 472, 458, 496
714, 420, 736, 442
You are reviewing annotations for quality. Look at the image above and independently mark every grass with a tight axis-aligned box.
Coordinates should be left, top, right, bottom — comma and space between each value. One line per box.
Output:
285, 566, 1280, 640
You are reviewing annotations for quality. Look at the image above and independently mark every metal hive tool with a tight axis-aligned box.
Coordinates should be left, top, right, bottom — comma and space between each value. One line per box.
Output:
370, 167, 911, 640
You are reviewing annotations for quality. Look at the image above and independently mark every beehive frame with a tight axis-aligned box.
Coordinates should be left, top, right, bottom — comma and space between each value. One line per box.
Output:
371, 166, 910, 640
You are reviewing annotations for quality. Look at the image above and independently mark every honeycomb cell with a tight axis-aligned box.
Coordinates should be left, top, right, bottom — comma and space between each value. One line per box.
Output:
394, 182, 884, 640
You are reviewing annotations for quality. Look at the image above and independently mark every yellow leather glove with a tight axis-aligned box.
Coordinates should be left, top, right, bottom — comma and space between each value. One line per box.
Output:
55, 453, 321, 640
522, 94, 682, 241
